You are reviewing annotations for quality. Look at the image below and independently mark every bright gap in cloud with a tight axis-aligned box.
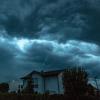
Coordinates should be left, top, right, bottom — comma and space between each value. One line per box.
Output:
13, 38, 33, 52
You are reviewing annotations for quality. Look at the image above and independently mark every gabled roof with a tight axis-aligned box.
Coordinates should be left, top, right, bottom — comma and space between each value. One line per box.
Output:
21, 69, 65, 80
21, 71, 41, 79
42, 69, 64, 77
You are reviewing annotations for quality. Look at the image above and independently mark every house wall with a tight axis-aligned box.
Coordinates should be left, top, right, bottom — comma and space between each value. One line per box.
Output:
44, 76, 60, 94
32, 74, 44, 94
22, 72, 64, 94
23, 80, 28, 89
9, 80, 23, 93
58, 72, 64, 94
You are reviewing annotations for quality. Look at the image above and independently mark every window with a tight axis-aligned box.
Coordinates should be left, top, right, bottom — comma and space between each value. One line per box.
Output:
33, 78, 38, 84
34, 84, 38, 88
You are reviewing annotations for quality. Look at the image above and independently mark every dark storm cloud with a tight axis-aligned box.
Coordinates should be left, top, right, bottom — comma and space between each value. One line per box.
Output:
0, 32, 36, 81
0, 0, 100, 43
0, 0, 100, 45
0, 31, 100, 81
0, 37, 15, 81
16, 39, 100, 75
0, 0, 100, 81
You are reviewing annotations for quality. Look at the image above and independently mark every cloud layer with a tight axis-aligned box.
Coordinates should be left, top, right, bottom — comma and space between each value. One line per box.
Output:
0, 30, 100, 81
0, 0, 100, 42
0, 0, 100, 81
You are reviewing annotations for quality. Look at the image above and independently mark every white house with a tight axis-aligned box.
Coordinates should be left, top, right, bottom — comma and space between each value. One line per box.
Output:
9, 79, 23, 93
21, 70, 64, 94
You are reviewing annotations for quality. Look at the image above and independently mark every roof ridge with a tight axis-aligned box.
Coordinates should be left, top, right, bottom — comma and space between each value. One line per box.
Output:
21, 69, 65, 79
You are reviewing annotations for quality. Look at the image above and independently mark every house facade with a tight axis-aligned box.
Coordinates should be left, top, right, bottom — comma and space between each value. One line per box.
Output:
21, 70, 64, 94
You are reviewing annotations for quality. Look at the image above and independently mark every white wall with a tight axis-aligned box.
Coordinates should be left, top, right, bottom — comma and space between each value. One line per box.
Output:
9, 79, 23, 93
23, 79, 28, 89
22, 72, 64, 94
44, 76, 59, 94
58, 72, 64, 94
32, 74, 44, 94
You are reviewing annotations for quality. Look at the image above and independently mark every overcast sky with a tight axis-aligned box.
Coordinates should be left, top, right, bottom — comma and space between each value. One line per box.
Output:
0, 0, 100, 82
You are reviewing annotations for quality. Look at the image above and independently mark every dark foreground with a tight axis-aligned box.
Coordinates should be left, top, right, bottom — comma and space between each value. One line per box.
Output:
0, 94, 100, 100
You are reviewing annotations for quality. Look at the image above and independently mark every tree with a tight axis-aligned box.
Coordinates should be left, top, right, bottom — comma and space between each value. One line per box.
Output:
63, 67, 88, 96
0, 83, 9, 93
